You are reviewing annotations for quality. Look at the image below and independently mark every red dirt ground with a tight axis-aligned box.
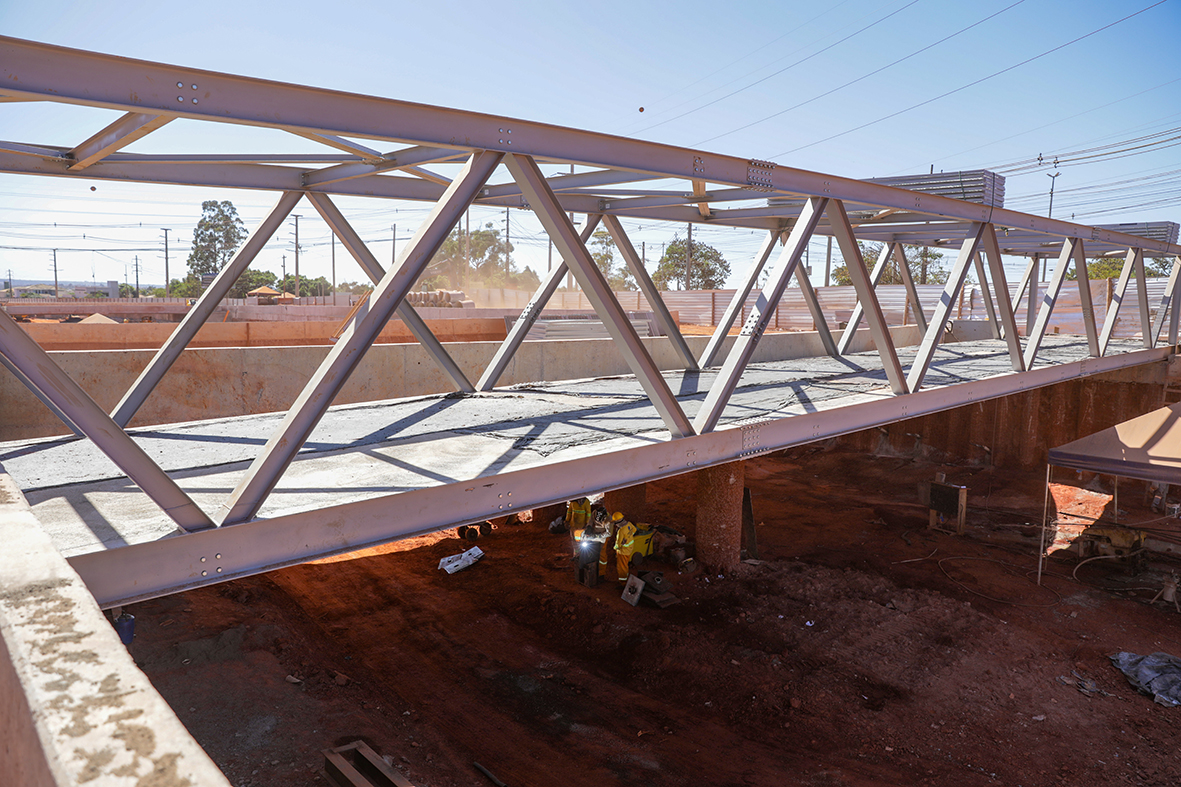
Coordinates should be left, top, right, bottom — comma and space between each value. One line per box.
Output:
127, 445, 1181, 787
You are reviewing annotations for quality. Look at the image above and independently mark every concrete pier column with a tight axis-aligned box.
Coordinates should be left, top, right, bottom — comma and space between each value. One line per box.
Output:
603, 483, 647, 521
695, 461, 744, 573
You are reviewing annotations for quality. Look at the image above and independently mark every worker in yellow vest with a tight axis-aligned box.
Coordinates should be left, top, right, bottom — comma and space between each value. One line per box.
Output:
614, 515, 656, 581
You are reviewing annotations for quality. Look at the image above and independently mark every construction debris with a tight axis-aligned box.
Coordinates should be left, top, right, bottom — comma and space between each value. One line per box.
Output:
438, 546, 484, 574
1110, 651, 1181, 707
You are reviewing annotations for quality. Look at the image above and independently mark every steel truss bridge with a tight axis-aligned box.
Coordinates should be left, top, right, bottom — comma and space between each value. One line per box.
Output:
1, 37, 1179, 608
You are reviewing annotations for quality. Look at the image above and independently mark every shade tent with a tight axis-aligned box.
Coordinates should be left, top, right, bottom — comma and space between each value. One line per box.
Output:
1048, 402, 1181, 485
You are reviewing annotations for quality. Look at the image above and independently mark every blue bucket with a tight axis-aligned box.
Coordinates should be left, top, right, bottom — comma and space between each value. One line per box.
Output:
113, 613, 135, 645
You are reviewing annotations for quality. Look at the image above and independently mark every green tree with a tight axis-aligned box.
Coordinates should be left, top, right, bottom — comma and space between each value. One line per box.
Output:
277, 273, 332, 297
831, 242, 949, 286
169, 276, 204, 299
587, 229, 637, 290
187, 200, 247, 278
228, 268, 278, 299
428, 222, 517, 287
652, 236, 730, 290
335, 280, 373, 295
1067, 256, 1173, 280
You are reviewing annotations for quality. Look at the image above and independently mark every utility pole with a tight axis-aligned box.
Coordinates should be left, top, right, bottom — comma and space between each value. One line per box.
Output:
291, 214, 301, 300
504, 207, 510, 276
161, 228, 171, 297
133, 255, 141, 297
51, 249, 59, 298
281, 254, 287, 286
824, 237, 832, 287
331, 234, 336, 301
5, 268, 12, 298
391, 224, 397, 266
686, 223, 692, 291
1046, 171, 1061, 219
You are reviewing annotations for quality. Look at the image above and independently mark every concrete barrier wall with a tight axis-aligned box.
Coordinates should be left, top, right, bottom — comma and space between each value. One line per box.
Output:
0, 324, 936, 442
0, 475, 231, 786
17, 317, 508, 351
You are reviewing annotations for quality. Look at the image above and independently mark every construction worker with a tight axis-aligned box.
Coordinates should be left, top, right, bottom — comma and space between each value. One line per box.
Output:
564, 497, 593, 533
614, 515, 656, 581
597, 510, 619, 579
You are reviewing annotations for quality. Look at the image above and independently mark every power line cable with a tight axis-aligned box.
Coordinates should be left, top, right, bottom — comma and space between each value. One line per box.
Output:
634, 0, 923, 136
770, 0, 1170, 159
696, 0, 1027, 146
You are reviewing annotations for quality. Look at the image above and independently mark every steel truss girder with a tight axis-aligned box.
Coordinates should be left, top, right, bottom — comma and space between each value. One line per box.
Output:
906, 223, 986, 393
67, 343, 1173, 609
0, 308, 213, 532
304, 192, 474, 393
1073, 239, 1101, 357
506, 153, 694, 439
693, 197, 828, 434
113, 191, 304, 427
601, 214, 698, 371
2, 36, 1177, 256
217, 150, 503, 525
792, 258, 840, 358
699, 231, 779, 369
980, 224, 1025, 371
827, 201, 907, 395
476, 215, 604, 392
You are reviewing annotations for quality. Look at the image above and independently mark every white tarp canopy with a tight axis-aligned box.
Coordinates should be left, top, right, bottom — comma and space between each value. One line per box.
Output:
1048, 402, 1181, 485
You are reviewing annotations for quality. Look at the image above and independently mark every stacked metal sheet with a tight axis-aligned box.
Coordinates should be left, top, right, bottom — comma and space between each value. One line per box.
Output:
864, 170, 1006, 208
1095, 222, 1180, 247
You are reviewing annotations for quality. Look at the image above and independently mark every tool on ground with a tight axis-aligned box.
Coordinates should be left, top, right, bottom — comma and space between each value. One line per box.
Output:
438, 546, 484, 574
621, 574, 645, 606
1151, 573, 1181, 612
473, 762, 507, 787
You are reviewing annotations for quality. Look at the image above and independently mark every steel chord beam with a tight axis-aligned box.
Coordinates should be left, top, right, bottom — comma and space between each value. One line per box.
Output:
837, 242, 896, 354
694, 197, 828, 434
980, 223, 1025, 371
218, 150, 502, 525
906, 223, 986, 393
302, 145, 464, 187
1024, 239, 1078, 369
1098, 248, 1140, 355
288, 130, 383, 160
507, 153, 694, 438
67, 111, 173, 170
5, 37, 1177, 257
827, 201, 907, 395
972, 253, 1001, 339
112, 191, 303, 427
1072, 239, 1101, 357
1017, 256, 1039, 336
0, 308, 213, 532
602, 214, 698, 371
893, 244, 928, 333
699, 231, 779, 369
477, 214, 604, 391
305, 191, 474, 392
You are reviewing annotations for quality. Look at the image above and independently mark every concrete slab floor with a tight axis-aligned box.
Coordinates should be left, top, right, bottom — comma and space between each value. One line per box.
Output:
0, 336, 1149, 561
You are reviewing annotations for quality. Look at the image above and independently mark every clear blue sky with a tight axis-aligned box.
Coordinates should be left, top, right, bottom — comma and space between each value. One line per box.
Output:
1, 0, 1178, 289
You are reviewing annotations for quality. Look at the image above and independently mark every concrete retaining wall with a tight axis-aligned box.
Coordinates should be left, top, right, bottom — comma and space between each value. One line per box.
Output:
0, 474, 231, 786
0, 324, 931, 442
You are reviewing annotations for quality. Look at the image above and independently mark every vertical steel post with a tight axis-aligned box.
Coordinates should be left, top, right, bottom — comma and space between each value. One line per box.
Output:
1072, 239, 1100, 357
972, 253, 1001, 339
